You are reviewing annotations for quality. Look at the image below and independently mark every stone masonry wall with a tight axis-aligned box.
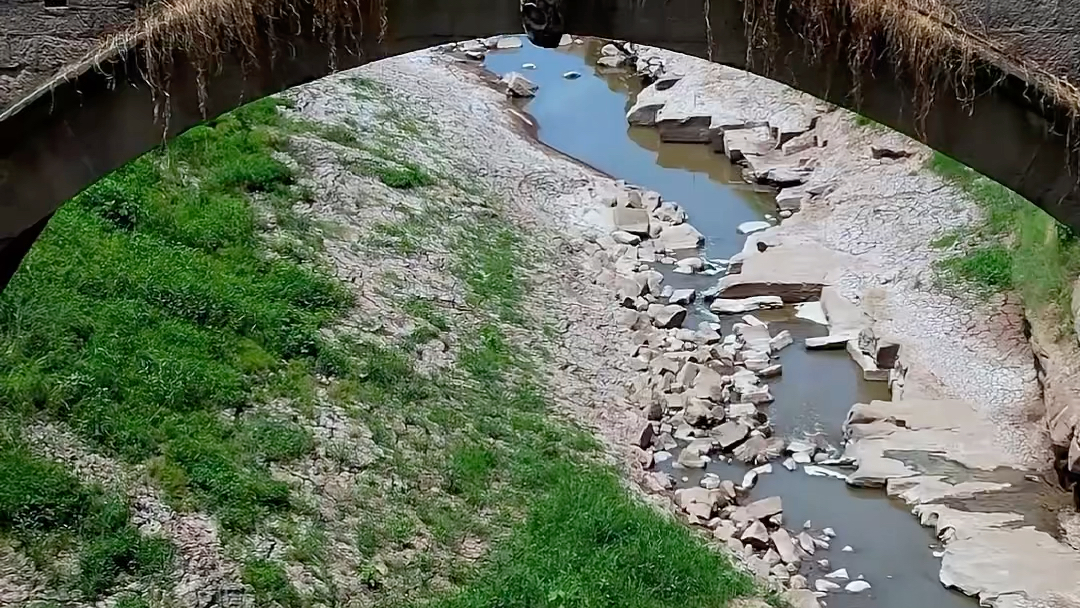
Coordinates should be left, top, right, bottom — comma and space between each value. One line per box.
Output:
0, 0, 151, 113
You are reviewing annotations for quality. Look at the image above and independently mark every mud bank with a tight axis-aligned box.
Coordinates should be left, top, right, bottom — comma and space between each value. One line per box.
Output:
622, 46, 1080, 607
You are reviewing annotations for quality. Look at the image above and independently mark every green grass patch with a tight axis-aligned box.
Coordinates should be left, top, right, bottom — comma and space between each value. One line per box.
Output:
244, 558, 306, 608
929, 152, 1080, 325
455, 220, 527, 323
0, 97, 347, 535
0, 434, 172, 598
437, 465, 753, 608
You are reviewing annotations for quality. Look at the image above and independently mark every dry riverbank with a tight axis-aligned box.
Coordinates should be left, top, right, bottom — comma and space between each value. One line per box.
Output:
623, 45, 1080, 607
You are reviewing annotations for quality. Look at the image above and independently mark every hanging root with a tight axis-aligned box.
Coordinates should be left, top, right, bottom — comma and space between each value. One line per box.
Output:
743, 0, 1080, 167
53, 0, 385, 128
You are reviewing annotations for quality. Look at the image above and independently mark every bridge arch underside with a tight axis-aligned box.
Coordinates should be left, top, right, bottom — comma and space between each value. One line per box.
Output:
0, 0, 1076, 292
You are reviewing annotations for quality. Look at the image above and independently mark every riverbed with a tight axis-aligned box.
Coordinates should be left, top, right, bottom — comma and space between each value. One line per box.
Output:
483, 39, 977, 608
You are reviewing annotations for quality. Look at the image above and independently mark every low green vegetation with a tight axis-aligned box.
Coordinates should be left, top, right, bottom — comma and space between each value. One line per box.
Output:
0, 433, 172, 597
928, 152, 1080, 327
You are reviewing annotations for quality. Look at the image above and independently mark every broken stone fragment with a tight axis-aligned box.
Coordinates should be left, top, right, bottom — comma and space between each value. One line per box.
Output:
647, 304, 687, 329
770, 330, 794, 352
656, 222, 704, 250
634, 422, 655, 449
669, 288, 696, 305
713, 421, 750, 450
501, 72, 538, 97
613, 206, 651, 236
711, 296, 784, 314
741, 520, 771, 549
771, 528, 800, 564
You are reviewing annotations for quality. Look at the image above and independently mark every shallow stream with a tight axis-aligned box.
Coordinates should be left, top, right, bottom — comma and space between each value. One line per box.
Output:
483, 39, 976, 608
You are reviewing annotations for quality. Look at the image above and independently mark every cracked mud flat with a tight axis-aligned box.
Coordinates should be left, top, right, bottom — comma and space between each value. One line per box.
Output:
623, 46, 1080, 607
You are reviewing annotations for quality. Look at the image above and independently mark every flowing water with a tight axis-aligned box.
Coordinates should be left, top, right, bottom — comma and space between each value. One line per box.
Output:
483, 39, 977, 608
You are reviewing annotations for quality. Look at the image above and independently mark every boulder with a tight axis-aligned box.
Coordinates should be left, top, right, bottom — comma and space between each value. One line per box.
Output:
653, 201, 687, 225
657, 223, 704, 250
775, 187, 807, 213
676, 449, 707, 469
770, 330, 793, 352
634, 422, 655, 449
845, 580, 871, 593
697, 322, 722, 343
502, 72, 538, 97
558, 33, 574, 46
596, 55, 626, 69
684, 399, 713, 427
732, 496, 783, 529
770, 530, 799, 564
674, 486, 723, 519
741, 521, 771, 549
627, 102, 665, 126
713, 520, 737, 541
805, 334, 856, 350
643, 471, 673, 493
714, 421, 750, 450
676, 256, 705, 271
658, 114, 715, 144
723, 126, 774, 162
733, 435, 770, 463
825, 568, 849, 580
611, 230, 641, 245
495, 36, 523, 49
459, 39, 486, 53
647, 304, 687, 329
786, 589, 823, 608
710, 296, 784, 314
613, 207, 651, 236
796, 531, 816, 555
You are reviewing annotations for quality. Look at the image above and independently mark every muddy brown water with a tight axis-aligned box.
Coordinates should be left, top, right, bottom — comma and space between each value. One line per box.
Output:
483, 40, 976, 607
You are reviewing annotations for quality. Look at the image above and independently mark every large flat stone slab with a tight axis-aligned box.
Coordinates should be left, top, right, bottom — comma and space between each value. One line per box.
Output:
717, 244, 838, 302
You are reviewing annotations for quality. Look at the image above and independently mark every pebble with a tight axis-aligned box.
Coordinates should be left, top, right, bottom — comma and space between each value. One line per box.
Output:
845, 580, 872, 593
563, 71, 582, 79
825, 568, 849, 580
814, 579, 841, 592
842, 545, 854, 552
522, 63, 537, 69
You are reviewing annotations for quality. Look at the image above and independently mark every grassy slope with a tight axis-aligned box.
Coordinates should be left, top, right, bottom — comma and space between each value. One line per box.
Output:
928, 152, 1080, 331
0, 76, 758, 606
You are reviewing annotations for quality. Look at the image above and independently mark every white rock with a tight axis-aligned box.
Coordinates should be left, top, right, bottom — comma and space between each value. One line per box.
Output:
795, 301, 828, 325
769, 330, 794, 352
822, 527, 836, 538
845, 581, 871, 593
782, 457, 797, 471
502, 72, 538, 97
814, 579, 841, 592
657, 223, 705, 250
676, 256, 705, 271
670, 289, 696, 305
803, 465, 850, 481
710, 296, 784, 314
522, 62, 537, 69
825, 568, 849, 580
842, 545, 854, 553
495, 36, 523, 49
611, 230, 641, 245
563, 71, 582, 80
741, 470, 758, 490
779, 210, 793, 219
737, 221, 772, 235
558, 33, 573, 46
752, 463, 773, 475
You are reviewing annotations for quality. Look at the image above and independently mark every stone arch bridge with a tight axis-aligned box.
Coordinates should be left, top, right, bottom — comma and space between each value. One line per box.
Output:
2, 0, 1080, 291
